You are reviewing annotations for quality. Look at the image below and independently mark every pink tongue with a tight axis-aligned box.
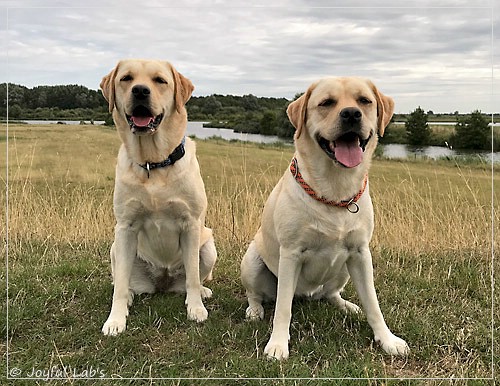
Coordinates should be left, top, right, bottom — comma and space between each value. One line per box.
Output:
132, 116, 154, 127
333, 140, 363, 168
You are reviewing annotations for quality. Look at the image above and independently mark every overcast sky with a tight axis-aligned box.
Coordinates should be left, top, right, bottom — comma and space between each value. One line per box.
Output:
1, 0, 498, 113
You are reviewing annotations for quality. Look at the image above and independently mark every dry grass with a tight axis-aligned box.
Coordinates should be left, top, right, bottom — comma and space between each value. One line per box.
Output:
4, 124, 496, 260
371, 161, 495, 255
4, 125, 117, 255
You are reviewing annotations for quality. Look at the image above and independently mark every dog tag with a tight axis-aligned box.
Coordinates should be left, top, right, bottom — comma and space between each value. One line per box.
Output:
346, 201, 359, 213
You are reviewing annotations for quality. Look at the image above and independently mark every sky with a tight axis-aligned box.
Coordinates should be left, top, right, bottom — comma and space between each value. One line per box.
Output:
0, 0, 498, 114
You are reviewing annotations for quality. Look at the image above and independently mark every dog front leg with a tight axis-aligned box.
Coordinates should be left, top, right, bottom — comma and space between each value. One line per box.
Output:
264, 248, 301, 360
180, 220, 208, 322
346, 247, 409, 355
102, 222, 138, 336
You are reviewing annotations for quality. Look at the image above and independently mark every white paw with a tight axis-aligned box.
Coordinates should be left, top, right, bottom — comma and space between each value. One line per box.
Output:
102, 316, 127, 336
264, 339, 289, 360
201, 286, 212, 299
328, 295, 362, 314
187, 304, 208, 322
127, 291, 134, 307
376, 333, 409, 356
245, 305, 264, 320
343, 301, 362, 314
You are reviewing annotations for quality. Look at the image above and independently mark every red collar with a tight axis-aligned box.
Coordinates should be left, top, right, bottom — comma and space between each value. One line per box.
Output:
289, 157, 368, 213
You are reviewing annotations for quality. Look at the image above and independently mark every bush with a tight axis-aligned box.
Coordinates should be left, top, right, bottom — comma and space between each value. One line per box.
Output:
451, 110, 490, 150
406, 107, 431, 146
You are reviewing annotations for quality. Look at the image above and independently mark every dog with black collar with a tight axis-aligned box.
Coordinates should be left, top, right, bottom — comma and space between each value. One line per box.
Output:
100, 59, 217, 336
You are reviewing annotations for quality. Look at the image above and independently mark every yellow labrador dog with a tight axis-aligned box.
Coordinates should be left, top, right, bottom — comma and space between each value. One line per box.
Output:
100, 59, 216, 336
241, 77, 409, 359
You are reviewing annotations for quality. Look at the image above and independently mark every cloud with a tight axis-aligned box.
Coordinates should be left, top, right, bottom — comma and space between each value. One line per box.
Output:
1, 0, 498, 113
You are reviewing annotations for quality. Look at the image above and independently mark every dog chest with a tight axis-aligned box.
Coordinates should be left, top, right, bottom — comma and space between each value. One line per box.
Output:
137, 215, 185, 266
271, 201, 372, 288
114, 187, 200, 265
298, 240, 350, 282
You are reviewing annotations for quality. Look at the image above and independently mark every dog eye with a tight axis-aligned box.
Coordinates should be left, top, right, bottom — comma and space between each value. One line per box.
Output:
319, 98, 336, 107
154, 77, 168, 84
120, 75, 133, 82
358, 97, 372, 105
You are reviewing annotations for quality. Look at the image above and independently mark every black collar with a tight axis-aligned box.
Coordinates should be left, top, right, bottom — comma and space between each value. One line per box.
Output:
138, 136, 186, 178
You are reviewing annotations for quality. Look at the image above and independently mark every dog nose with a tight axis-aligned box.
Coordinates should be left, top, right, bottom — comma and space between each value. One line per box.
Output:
132, 85, 151, 100
340, 107, 362, 127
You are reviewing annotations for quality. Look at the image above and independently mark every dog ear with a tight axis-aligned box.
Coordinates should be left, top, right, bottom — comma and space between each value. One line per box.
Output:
286, 85, 314, 139
100, 63, 120, 113
370, 82, 394, 137
169, 63, 194, 113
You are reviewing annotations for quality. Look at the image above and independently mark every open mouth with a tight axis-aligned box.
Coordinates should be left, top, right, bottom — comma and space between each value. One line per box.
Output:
317, 131, 371, 168
126, 105, 163, 135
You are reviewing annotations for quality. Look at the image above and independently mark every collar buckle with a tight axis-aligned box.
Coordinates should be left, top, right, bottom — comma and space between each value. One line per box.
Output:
138, 136, 186, 178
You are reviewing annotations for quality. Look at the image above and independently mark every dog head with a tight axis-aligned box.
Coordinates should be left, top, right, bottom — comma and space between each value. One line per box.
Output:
100, 59, 194, 136
287, 77, 393, 168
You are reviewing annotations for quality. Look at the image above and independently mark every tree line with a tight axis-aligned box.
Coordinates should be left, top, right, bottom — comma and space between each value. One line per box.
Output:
391, 106, 496, 151
1, 83, 107, 121
1, 83, 497, 150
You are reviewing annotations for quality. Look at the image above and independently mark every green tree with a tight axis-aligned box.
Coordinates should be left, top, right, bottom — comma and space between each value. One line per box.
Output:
242, 94, 260, 111
201, 95, 222, 116
276, 105, 295, 138
9, 104, 22, 118
259, 110, 276, 135
405, 106, 430, 146
275, 93, 303, 139
452, 110, 490, 150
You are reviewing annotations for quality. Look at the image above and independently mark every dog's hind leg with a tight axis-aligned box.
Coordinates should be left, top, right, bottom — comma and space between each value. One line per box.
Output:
129, 257, 157, 295
318, 265, 361, 314
328, 292, 362, 314
241, 241, 277, 320
199, 229, 217, 298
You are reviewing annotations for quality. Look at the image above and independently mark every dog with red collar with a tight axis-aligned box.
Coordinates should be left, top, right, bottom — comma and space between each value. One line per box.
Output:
241, 77, 409, 360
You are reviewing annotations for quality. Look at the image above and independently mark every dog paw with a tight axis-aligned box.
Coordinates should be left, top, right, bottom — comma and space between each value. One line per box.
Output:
102, 317, 127, 336
201, 286, 212, 299
264, 339, 289, 360
328, 295, 362, 315
245, 305, 264, 320
376, 333, 409, 356
343, 300, 362, 314
187, 304, 208, 322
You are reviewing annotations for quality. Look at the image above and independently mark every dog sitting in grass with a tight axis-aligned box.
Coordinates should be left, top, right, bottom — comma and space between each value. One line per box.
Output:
100, 59, 217, 336
241, 77, 409, 360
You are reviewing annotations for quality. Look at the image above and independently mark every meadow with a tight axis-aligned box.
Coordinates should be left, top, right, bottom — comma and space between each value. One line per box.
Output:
1, 124, 499, 385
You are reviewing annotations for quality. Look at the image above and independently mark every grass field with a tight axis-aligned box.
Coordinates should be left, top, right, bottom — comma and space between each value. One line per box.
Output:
1, 124, 499, 385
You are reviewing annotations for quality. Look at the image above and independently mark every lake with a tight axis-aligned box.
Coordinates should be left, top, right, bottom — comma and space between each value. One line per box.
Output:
185, 122, 282, 144
381, 144, 499, 164
19, 120, 499, 163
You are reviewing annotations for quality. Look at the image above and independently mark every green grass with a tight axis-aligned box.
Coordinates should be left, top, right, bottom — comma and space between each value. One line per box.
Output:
1, 124, 498, 385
